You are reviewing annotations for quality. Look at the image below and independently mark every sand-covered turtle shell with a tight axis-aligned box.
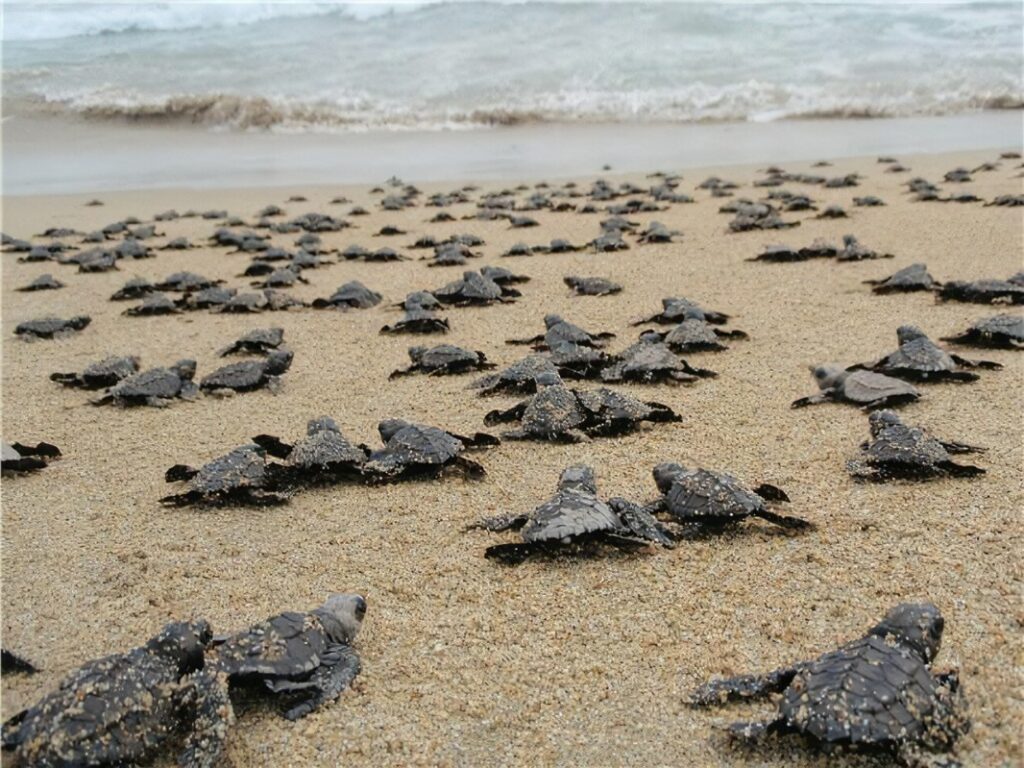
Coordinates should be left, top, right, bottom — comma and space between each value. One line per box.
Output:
214, 611, 336, 679
471, 355, 558, 395
937, 279, 1024, 305
313, 281, 382, 309
521, 487, 622, 543
518, 385, 588, 437
865, 263, 938, 293
105, 362, 195, 402
434, 271, 505, 304
200, 351, 292, 392
372, 422, 465, 465
659, 467, 766, 522
286, 419, 368, 469
942, 314, 1023, 348
187, 445, 271, 494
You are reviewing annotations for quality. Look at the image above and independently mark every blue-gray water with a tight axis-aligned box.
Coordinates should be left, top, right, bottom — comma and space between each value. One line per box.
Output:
3, 1, 1022, 131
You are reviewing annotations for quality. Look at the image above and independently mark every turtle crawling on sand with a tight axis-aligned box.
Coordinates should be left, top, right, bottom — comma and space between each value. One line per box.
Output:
508, 314, 616, 350
200, 350, 293, 395
16, 274, 64, 292
123, 293, 182, 317
941, 314, 1023, 349
251, 417, 368, 485
689, 602, 969, 768
601, 333, 716, 384
110, 277, 155, 301
838, 234, 893, 261
564, 275, 623, 296
2, 441, 61, 474
160, 444, 287, 506
433, 270, 519, 306
390, 345, 494, 379
470, 354, 559, 396
633, 296, 730, 326
379, 307, 450, 335
93, 360, 199, 407
313, 281, 383, 310
210, 593, 365, 721
936, 278, 1024, 305
468, 465, 673, 565
51, 355, 140, 390
646, 317, 748, 352
847, 410, 985, 481
0, 620, 229, 768
14, 316, 91, 340
218, 327, 285, 357
792, 365, 920, 410
363, 419, 499, 482
864, 263, 940, 294
858, 325, 1001, 383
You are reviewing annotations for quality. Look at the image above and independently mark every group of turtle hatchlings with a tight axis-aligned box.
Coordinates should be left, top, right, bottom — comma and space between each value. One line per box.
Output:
5, 154, 1021, 766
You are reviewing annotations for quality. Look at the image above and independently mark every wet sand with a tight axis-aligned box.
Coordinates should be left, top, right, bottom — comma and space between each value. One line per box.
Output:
2, 148, 1022, 767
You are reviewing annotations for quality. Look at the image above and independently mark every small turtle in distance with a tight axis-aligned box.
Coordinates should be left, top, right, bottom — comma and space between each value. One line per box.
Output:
160, 444, 287, 506
380, 307, 450, 335
838, 234, 893, 261
251, 417, 368, 485
313, 281, 382, 310
51, 355, 140, 389
123, 293, 182, 317
564, 275, 623, 296
218, 327, 285, 356
941, 314, 1023, 349
936, 278, 1024, 305
847, 411, 985, 481
633, 296, 730, 326
16, 274, 64, 292
390, 345, 495, 379
14, 316, 91, 340
110, 277, 155, 301
433, 270, 519, 306
601, 333, 716, 384
93, 360, 199, 407
792, 365, 920, 410
864, 263, 940, 294
470, 354, 559, 396
363, 419, 499, 482
508, 314, 615, 350
200, 350, 293, 395
858, 325, 1002, 382
645, 317, 748, 352
2, 441, 61, 474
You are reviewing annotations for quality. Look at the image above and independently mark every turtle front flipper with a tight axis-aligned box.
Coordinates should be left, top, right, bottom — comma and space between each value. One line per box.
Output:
505, 334, 544, 346
177, 669, 234, 768
643, 401, 682, 423
465, 513, 531, 532
282, 645, 361, 721
752, 484, 790, 503
484, 403, 526, 425
388, 366, 416, 379
50, 372, 83, 387
791, 393, 828, 408
751, 509, 813, 531
949, 353, 1002, 371
725, 718, 788, 741
938, 440, 987, 455
455, 432, 501, 449
165, 464, 199, 482
680, 361, 718, 378
250, 434, 294, 459
484, 541, 561, 565
1, 649, 38, 676
690, 667, 799, 706
937, 461, 986, 478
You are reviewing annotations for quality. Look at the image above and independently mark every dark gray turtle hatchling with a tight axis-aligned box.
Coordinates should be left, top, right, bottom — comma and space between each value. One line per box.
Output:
363, 419, 499, 482
864, 263, 940, 294
601, 332, 716, 384
216, 292, 269, 314
251, 417, 368, 485
14, 316, 91, 340
156, 272, 222, 292
159, 237, 198, 250
110, 277, 155, 301
480, 265, 529, 285
123, 293, 182, 317
389, 345, 494, 379
51, 355, 140, 389
433, 270, 518, 306
859, 325, 1001, 383
218, 327, 285, 356
847, 410, 985, 481
312, 281, 383, 310
985, 194, 1024, 207
0, 620, 229, 768
633, 296, 730, 326
689, 603, 969, 768
160, 444, 287, 506
792, 365, 921, 410
93, 359, 199, 407
470, 354, 559, 395
211, 593, 365, 721
564, 275, 623, 296
548, 340, 611, 380
589, 231, 630, 252
936, 278, 1024, 305
2, 441, 61, 474
468, 465, 673, 565
200, 350, 293, 395
728, 203, 799, 232
501, 242, 535, 257
838, 234, 893, 261
252, 267, 308, 289
941, 314, 1023, 349
507, 313, 615, 350
17, 274, 64, 292
380, 308, 450, 335
649, 317, 748, 352
644, 462, 810, 531
853, 195, 886, 206
1, 649, 38, 675
637, 221, 681, 244
181, 286, 238, 311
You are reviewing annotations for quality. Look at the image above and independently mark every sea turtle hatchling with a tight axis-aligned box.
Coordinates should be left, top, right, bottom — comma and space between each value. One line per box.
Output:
507, 314, 615, 350
312, 281, 383, 310
858, 325, 1002, 383
792, 365, 921, 410
123, 293, 182, 317
110, 277, 155, 301
379, 308, 450, 335
199, 350, 293, 395
2, 441, 61, 474
564, 275, 623, 296
14, 316, 91, 340
251, 417, 369, 485
936, 278, 1024, 305
646, 317, 748, 352
838, 234, 894, 261
93, 359, 199, 407
633, 296, 730, 326
218, 327, 285, 356
689, 603, 969, 768
470, 354, 559, 396
363, 419, 500, 482
480, 265, 530, 285
0, 620, 230, 768
432, 270, 519, 306
389, 345, 495, 379
864, 263, 940, 294
160, 444, 287, 506
210, 594, 366, 721
847, 410, 986, 481
642, 462, 811, 532
941, 314, 1023, 349
51, 355, 140, 389
601, 333, 717, 384
467, 465, 673, 565
16, 274, 64, 292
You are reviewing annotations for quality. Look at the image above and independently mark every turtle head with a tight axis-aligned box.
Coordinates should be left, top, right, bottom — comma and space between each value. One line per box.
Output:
842, 234, 857, 247
265, 349, 294, 375
533, 371, 563, 389
557, 465, 597, 494
869, 602, 944, 663
147, 619, 212, 675
868, 410, 902, 436
378, 418, 410, 442
543, 314, 564, 328
810, 364, 845, 390
408, 346, 428, 362
653, 462, 686, 493
317, 593, 367, 644
896, 325, 927, 344
307, 416, 339, 435
69, 316, 92, 330
171, 359, 198, 381
639, 330, 662, 343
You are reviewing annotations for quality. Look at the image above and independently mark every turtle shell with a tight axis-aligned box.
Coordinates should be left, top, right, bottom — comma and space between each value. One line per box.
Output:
108, 367, 188, 400
190, 446, 268, 493
839, 371, 919, 404
435, 271, 503, 303
578, 388, 660, 423
661, 468, 764, 522
662, 319, 724, 351
377, 424, 463, 465
472, 355, 557, 394
870, 263, 936, 293
875, 338, 955, 374
520, 387, 587, 436
861, 424, 951, 468
938, 280, 1024, 304
289, 428, 367, 469
521, 490, 621, 543
15, 316, 91, 338
603, 339, 685, 381
779, 635, 941, 747
946, 314, 1023, 347
77, 356, 140, 388
215, 611, 330, 678
413, 345, 481, 371
200, 360, 271, 391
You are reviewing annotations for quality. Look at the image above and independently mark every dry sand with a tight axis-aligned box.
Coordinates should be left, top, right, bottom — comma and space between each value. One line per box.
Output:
2, 149, 1022, 767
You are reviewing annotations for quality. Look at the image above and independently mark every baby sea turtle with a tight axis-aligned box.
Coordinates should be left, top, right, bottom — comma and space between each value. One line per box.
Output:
210, 593, 365, 721
646, 318, 748, 352
792, 365, 921, 410
847, 411, 985, 481
601, 333, 716, 384
389, 345, 495, 379
815, 204, 848, 219
124, 293, 182, 317
14, 316, 91, 340
480, 265, 529, 285
251, 417, 368, 485
644, 462, 810, 531
156, 272, 221, 292
936, 278, 1024, 305
508, 314, 615, 350
2, 441, 61, 474
985, 194, 1024, 207
433, 270, 518, 306
51, 355, 140, 389
859, 325, 1001, 383
199, 350, 293, 395
589, 231, 630, 252
853, 195, 886, 206
312, 281, 383, 310
93, 359, 199, 407
838, 234, 893, 261
16, 274, 64, 292
110, 277, 155, 301
501, 242, 535, 258
728, 204, 799, 232
633, 296, 730, 326
564, 275, 623, 296
160, 444, 287, 506
547, 340, 611, 380
864, 263, 940, 294
159, 237, 198, 250
689, 602, 969, 768
484, 372, 680, 442
252, 267, 308, 289
468, 465, 673, 565
363, 419, 499, 482
470, 354, 559, 396
218, 327, 285, 356
637, 221, 681, 243
941, 314, 1023, 349
1, 620, 229, 768
379, 308, 450, 335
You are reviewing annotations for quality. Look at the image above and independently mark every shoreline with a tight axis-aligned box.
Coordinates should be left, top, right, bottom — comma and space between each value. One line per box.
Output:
3, 111, 1021, 196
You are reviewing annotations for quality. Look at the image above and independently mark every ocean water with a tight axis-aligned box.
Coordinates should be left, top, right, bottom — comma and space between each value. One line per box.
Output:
2, 1, 1022, 132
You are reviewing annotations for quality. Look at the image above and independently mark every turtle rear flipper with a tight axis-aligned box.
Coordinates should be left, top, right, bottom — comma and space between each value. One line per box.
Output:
938, 440, 987, 455
751, 509, 813, 531
484, 541, 562, 565
165, 464, 198, 482
280, 645, 361, 721
949, 353, 1002, 370
484, 403, 526, 426
457, 432, 501, 449
50, 372, 83, 387
680, 361, 718, 378
452, 456, 487, 480
12, 442, 61, 458
938, 461, 986, 478
791, 393, 829, 408
250, 434, 294, 459
1, 649, 38, 676
506, 334, 544, 346
177, 668, 233, 768
464, 513, 530, 532
159, 490, 203, 507
753, 484, 790, 503
644, 402, 682, 423
1, 708, 28, 749
690, 667, 799, 706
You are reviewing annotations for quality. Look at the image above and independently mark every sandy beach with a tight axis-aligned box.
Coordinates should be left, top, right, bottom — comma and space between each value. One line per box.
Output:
2, 147, 1022, 767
